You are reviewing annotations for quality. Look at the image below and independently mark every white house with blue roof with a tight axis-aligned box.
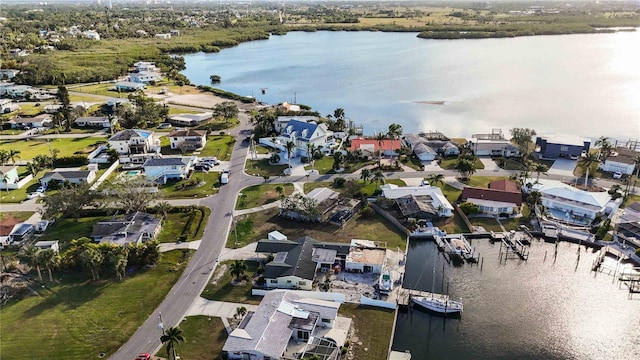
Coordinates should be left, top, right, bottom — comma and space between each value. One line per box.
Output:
281, 119, 331, 158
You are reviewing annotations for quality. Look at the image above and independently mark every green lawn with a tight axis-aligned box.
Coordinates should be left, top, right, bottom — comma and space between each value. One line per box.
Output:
0, 137, 107, 160
305, 156, 375, 175
158, 316, 227, 360
469, 217, 503, 232
42, 216, 111, 243
338, 304, 395, 360
433, 213, 469, 234
254, 145, 270, 154
0, 171, 45, 204
16, 102, 52, 116
302, 179, 406, 198
228, 208, 407, 250
463, 176, 510, 189
494, 157, 526, 170
0, 249, 192, 360
437, 183, 463, 203
0, 211, 34, 222
245, 159, 289, 177
198, 135, 235, 160
201, 260, 262, 305
167, 107, 200, 116
156, 208, 210, 243
159, 172, 220, 199
498, 204, 531, 231
439, 156, 484, 170
236, 184, 293, 210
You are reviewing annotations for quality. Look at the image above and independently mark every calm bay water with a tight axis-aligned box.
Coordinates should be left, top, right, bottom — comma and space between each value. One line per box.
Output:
181, 31, 640, 141
394, 239, 640, 360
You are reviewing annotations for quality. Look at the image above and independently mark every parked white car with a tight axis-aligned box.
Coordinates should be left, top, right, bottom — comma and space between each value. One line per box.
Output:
613, 172, 623, 179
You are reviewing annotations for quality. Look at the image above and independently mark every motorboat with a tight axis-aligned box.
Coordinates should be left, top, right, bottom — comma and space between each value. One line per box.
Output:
378, 269, 393, 294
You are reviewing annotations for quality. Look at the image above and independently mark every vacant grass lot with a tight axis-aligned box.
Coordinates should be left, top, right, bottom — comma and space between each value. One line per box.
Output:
0, 137, 106, 160
198, 135, 235, 160
245, 158, 289, 177
158, 316, 227, 360
0, 249, 191, 360
302, 179, 406, 197
469, 217, 503, 232
42, 216, 111, 242
463, 176, 509, 189
156, 208, 210, 243
229, 208, 406, 250
236, 183, 293, 210
159, 172, 220, 199
433, 213, 469, 234
338, 304, 395, 360
306, 156, 376, 175
0, 211, 35, 222
439, 156, 484, 170
201, 260, 262, 305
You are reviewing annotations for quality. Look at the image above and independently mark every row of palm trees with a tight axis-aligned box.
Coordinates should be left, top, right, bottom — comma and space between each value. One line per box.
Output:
359, 168, 386, 190
0, 149, 21, 165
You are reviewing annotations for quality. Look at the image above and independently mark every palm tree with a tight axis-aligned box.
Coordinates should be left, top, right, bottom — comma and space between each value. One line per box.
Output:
26, 162, 38, 177
372, 169, 385, 191
578, 152, 600, 188
306, 142, 316, 173
532, 163, 549, 183
595, 136, 613, 161
275, 185, 285, 198
0, 149, 9, 165
39, 249, 59, 282
230, 260, 247, 281
8, 149, 20, 165
360, 168, 371, 183
387, 123, 402, 163
20, 246, 43, 281
1, 173, 11, 193
375, 132, 386, 168
285, 141, 296, 171
160, 326, 185, 360
427, 173, 445, 187
235, 306, 247, 319
454, 158, 476, 180
80, 247, 104, 281
155, 201, 172, 219
633, 154, 640, 177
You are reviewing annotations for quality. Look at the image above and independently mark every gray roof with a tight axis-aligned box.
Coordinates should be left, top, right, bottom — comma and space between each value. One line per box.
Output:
222, 290, 339, 359
143, 157, 187, 167
262, 236, 318, 280
475, 142, 519, 152
627, 202, 640, 213
109, 129, 151, 141
75, 116, 109, 123
41, 170, 91, 182
91, 212, 161, 246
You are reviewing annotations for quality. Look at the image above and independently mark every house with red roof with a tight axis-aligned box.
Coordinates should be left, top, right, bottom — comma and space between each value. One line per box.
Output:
461, 179, 522, 216
349, 138, 402, 157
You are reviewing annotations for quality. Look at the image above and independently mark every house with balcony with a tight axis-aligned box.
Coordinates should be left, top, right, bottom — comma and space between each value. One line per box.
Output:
129, 71, 162, 84
535, 134, 591, 160
600, 147, 638, 176
280, 119, 331, 158
168, 129, 207, 151
143, 157, 194, 183
222, 290, 349, 360
108, 129, 155, 155
91, 211, 162, 246
526, 179, 620, 225
133, 61, 160, 73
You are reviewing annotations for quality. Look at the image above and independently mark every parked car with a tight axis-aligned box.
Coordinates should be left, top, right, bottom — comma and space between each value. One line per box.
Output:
36, 186, 46, 193
157, 123, 172, 129
220, 173, 229, 184
194, 165, 209, 172
27, 192, 43, 200
134, 353, 151, 360
613, 172, 623, 179
198, 163, 212, 170
222, 168, 230, 174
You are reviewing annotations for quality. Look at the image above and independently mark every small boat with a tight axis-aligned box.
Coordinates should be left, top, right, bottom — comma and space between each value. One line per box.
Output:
412, 295, 463, 314
378, 269, 393, 294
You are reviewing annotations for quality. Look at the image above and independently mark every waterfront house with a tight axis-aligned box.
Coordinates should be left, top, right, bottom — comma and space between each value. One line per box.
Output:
222, 290, 348, 360
600, 147, 638, 176
8, 114, 53, 129
345, 239, 386, 274
281, 119, 331, 158
143, 157, 194, 183
74, 116, 116, 129
349, 138, 402, 157
279, 188, 361, 224
255, 235, 350, 290
168, 129, 207, 151
615, 202, 640, 249
129, 71, 162, 84
91, 211, 162, 246
108, 129, 155, 155
40, 170, 96, 187
114, 81, 146, 92
168, 112, 213, 126
470, 139, 520, 158
461, 179, 523, 216
525, 179, 619, 225
0, 166, 20, 189
381, 184, 454, 218
133, 61, 160, 73
535, 134, 591, 160
404, 133, 460, 159
275, 116, 320, 132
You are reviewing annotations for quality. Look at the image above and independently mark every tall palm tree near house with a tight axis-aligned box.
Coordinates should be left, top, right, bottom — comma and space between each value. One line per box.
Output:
427, 173, 445, 187
0, 149, 10, 165
161, 326, 185, 360
376, 132, 386, 168
235, 306, 248, 320
595, 136, 613, 161
360, 168, 371, 183
8, 149, 20, 165
532, 163, 549, 183
39, 248, 59, 282
373, 169, 385, 191
306, 142, 317, 173
285, 141, 296, 171
2, 173, 11, 193
230, 259, 247, 281
387, 123, 403, 163
634, 154, 640, 177
155, 201, 172, 219
19, 246, 43, 281
578, 152, 600, 188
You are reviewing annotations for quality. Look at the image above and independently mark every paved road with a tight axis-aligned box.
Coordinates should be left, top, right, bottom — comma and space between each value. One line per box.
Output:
110, 112, 263, 359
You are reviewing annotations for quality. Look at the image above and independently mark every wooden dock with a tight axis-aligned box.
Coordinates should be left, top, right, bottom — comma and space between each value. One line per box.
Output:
397, 288, 449, 307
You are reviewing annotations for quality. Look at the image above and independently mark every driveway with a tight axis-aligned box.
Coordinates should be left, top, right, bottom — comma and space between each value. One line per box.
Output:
548, 159, 578, 177
479, 158, 501, 172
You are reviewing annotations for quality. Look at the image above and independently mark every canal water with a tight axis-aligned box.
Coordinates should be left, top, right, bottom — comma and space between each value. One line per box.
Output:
181, 30, 640, 141
392, 239, 640, 360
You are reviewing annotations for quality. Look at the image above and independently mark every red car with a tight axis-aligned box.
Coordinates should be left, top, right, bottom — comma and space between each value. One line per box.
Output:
134, 353, 151, 360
